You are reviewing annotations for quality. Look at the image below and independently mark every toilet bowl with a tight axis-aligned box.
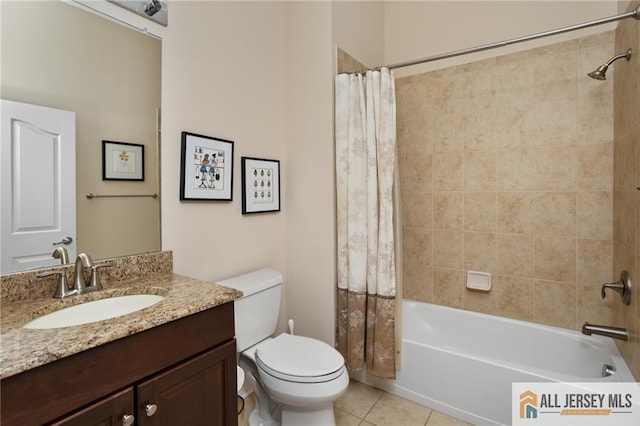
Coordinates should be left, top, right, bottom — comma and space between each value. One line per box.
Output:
219, 269, 349, 425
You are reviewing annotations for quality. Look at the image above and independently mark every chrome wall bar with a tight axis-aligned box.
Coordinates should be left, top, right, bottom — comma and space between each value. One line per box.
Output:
383, 6, 640, 70
86, 192, 158, 199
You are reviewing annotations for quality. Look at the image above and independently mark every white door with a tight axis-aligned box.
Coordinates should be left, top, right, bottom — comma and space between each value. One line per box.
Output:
1, 99, 76, 273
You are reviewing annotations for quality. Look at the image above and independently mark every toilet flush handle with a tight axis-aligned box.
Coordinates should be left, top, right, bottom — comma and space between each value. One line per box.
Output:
288, 319, 294, 335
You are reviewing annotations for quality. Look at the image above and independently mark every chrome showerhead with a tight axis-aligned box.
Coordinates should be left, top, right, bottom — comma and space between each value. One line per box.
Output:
588, 49, 632, 80
588, 64, 608, 80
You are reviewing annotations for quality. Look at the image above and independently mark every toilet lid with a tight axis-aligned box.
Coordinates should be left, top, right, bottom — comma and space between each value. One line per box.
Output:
255, 333, 345, 383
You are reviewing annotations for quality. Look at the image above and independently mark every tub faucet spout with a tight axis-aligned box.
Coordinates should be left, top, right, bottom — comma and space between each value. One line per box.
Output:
582, 322, 629, 341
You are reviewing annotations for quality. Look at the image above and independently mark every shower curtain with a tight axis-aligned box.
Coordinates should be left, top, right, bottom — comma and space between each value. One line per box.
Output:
335, 68, 397, 379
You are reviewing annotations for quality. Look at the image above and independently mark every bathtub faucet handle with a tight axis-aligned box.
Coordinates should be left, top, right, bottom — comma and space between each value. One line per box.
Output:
600, 271, 631, 305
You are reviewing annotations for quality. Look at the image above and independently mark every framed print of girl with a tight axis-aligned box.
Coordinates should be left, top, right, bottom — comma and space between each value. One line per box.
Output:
180, 132, 234, 201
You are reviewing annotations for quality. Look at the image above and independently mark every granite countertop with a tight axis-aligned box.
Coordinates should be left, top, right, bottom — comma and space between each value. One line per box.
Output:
0, 273, 242, 379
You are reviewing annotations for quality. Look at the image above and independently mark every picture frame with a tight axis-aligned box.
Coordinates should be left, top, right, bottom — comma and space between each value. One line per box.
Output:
241, 157, 280, 214
180, 131, 234, 201
102, 141, 145, 181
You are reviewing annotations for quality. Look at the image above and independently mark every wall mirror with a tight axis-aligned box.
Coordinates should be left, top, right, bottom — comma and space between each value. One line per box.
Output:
1, 0, 162, 273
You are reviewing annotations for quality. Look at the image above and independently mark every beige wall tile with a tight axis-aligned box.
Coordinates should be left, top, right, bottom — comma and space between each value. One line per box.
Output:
464, 192, 496, 232
433, 267, 464, 308
433, 114, 463, 153
576, 238, 613, 286
534, 49, 577, 103
403, 228, 433, 269
496, 233, 535, 277
403, 192, 433, 229
613, 190, 637, 250
464, 231, 496, 273
463, 287, 496, 315
433, 191, 463, 230
577, 284, 613, 326
534, 280, 577, 329
465, 151, 496, 191
577, 143, 613, 190
534, 191, 577, 237
577, 191, 613, 240
433, 152, 464, 191
535, 145, 577, 190
398, 31, 617, 335
463, 108, 497, 152
614, 132, 637, 190
404, 265, 433, 303
494, 275, 535, 321
402, 114, 434, 155
495, 106, 536, 147
429, 74, 464, 117
533, 98, 577, 146
534, 237, 577, 283
403, 151, 432, 193
433, 230, 463, 269
462, 65, 496, 111
497, 147, 535, 191
497, 192, 535, 234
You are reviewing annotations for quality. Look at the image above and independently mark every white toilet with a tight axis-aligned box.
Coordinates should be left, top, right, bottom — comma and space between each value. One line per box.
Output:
220, 268, 349, 426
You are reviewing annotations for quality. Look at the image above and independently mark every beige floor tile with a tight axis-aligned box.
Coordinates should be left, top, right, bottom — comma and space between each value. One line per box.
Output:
334, 408, 361, 426
360, 421, 377, 426
364, 393, 432, 426
426, 410, 473, 425
334, 380, 384, 418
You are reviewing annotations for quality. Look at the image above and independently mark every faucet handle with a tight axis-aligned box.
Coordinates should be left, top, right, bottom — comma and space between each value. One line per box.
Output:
87, 261, 114, 290
601, 271, 631, 305
37, 270, 77, 299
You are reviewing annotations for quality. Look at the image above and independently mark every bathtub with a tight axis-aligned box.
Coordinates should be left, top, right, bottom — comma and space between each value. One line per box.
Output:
358, 300, 634, 426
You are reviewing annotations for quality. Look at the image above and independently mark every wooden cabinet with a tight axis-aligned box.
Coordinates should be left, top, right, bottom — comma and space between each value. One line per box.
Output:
1, 303, 238, 426
49, 387, 135, 426
136, 342, 235, 426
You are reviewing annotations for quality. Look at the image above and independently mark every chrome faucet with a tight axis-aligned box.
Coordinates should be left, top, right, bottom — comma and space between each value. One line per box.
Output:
74, 253, 94, 293
582, 322, 629, 341
52, 247, 69, 265
37, 269, 77, 299
74, 253, 113, 294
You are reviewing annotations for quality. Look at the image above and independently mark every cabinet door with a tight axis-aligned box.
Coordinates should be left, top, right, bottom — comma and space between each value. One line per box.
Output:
136, 340, 237, 426
48, 387, 134, 426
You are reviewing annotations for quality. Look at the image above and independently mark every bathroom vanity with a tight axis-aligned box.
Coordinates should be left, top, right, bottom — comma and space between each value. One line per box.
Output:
0, 253, 242, 426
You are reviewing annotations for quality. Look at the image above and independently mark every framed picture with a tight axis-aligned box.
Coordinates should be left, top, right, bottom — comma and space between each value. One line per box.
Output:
180, 132, 234, 201
102, 141, 144, 181
241, 157, 280, 214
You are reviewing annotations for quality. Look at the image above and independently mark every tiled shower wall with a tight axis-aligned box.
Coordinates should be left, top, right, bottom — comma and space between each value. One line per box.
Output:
613, 0, 639, 379
397, 32, 617, 330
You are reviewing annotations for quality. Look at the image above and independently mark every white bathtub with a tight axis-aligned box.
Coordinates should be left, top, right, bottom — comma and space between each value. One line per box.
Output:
358, 300, 634, 426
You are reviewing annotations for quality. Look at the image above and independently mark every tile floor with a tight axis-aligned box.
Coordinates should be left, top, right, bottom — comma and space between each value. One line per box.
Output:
334, 380, 473, 426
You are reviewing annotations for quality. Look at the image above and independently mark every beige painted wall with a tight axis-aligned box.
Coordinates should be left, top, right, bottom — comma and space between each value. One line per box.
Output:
159, 0, 383, 345
160, 2, 288, 300
385, 1, 619, 77
1, 0, 161, 261
283, 1, 335, 343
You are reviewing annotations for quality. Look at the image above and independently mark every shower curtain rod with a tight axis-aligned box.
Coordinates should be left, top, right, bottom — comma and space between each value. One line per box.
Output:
382, 6, 640, 70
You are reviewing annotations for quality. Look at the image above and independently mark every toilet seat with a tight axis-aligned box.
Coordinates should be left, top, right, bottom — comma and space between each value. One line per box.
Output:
255, 333, 345, 383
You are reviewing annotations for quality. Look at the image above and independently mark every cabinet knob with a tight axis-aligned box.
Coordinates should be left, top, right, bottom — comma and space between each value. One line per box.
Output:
145, 403, 158, 417
122, 414, 135, 426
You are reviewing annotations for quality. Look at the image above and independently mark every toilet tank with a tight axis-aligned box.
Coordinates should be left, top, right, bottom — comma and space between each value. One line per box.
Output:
219, 268, 282, 352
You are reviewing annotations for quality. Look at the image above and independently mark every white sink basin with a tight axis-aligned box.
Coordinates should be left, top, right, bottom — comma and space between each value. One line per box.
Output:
24, 294, 164, 329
